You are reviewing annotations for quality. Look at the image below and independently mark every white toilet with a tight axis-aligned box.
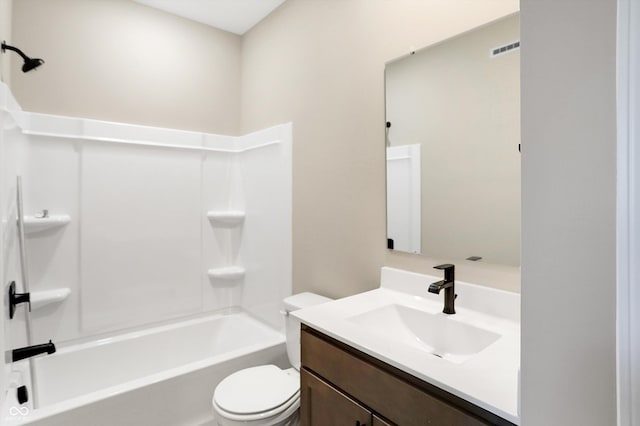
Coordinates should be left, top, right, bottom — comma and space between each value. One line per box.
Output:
212, 292, 331, 426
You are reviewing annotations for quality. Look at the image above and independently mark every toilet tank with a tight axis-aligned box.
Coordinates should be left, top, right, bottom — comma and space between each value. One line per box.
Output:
283, 292, 332, 370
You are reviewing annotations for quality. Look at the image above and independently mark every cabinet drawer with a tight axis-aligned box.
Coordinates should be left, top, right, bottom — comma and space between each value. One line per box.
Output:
301, 328, 493, 426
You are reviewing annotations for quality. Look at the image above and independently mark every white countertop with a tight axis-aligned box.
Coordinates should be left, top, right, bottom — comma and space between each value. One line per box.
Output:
293, 267, 521, 425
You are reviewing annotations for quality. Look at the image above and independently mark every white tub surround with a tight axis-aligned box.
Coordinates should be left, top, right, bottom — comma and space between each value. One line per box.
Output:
293, 267, 520, 425
1, 82, 31, 415
0, 79, 292, 348
7, 311, 287, 425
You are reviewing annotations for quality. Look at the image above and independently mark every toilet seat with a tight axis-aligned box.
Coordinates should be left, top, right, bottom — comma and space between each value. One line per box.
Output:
213, 365, 300, 424
213, 391, 299, 424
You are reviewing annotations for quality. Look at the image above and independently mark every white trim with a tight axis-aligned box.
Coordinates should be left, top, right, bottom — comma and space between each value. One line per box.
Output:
617, 0, 639, 424
407, 144, 422, 253
0, 92, 284, 154
21, 130, 281, 154
386, 144, 421, 254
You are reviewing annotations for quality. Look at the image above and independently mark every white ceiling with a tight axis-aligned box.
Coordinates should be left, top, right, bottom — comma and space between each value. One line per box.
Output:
132, 0, 286, 35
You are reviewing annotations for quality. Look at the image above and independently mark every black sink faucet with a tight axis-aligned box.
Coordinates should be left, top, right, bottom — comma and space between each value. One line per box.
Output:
428, 264, 456, 314
12, 340, 56, 362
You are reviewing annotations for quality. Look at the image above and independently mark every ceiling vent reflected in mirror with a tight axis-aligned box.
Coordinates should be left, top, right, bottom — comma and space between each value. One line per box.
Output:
491, 41, 520, 57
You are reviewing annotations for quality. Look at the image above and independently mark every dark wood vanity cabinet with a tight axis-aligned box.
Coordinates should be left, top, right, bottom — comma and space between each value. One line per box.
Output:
300, 325, 516, 426
300, 369, 371, 425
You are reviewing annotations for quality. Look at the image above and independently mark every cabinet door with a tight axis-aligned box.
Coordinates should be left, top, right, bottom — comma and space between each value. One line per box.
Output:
301, 368, 372, 426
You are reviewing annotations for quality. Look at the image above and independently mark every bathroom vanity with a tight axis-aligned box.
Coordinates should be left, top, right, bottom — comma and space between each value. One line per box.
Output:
294, 267, 520, 426
300, 326, 512, 425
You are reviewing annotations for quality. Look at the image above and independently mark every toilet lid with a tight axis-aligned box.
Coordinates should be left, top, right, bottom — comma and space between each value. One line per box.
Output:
214, 365, 299, 415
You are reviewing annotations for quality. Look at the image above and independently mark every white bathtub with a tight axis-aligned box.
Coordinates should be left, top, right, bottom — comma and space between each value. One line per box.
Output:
6, 311, 287, 426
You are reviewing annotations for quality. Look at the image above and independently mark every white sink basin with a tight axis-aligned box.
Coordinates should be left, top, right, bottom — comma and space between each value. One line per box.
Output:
347, 304, 501, 364
292, 267, 521, 424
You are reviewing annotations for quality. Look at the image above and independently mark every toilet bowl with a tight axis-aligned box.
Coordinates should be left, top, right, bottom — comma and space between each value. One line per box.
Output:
212, 293, 331, 426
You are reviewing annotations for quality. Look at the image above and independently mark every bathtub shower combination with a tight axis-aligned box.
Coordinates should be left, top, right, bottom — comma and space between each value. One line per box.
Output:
0, 82, 293, 425
10, 312, 288, 425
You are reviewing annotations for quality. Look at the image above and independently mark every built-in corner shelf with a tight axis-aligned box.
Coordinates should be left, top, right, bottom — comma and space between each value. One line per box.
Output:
207, 266, 245, 285
31, 288, 71, 311
208, 266, 245, 280
206, 211, 246, 286
206, 211, 245, 227
23, 214, 71, 235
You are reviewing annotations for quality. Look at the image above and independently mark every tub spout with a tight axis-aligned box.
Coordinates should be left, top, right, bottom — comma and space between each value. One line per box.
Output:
12, 340, 56, 362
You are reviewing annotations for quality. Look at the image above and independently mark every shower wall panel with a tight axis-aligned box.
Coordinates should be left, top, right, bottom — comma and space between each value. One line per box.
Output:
80, 144, 202, 333
19, 138, 80, 345
201, 151, 244, 312
0, 83, 27, 401
240, 124, 292, 330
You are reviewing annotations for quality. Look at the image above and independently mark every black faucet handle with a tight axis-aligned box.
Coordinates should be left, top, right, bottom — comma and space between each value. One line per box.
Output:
434, 264, 455, 282
8, 281, 31, 320
434, 264, 454, 271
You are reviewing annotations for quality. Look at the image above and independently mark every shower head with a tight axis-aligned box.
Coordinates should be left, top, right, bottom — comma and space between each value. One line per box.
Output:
21, 56, 45, 73
1, 41, 44, 73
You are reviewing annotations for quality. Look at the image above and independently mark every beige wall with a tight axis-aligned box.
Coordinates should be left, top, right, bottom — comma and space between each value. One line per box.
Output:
0, 0, 12, 84
241, 0, 520, 297
520, 0, 617, 424
10, 0, 522, 297
11, 0, 241, 135
386, 14, 520, 267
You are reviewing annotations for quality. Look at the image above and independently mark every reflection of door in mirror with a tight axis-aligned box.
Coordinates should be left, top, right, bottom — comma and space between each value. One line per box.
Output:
386, 144, 421, 253
385, 13, 520, 267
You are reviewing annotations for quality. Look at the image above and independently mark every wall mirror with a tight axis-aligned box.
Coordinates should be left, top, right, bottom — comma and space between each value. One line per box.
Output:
385, 13, 520, 267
